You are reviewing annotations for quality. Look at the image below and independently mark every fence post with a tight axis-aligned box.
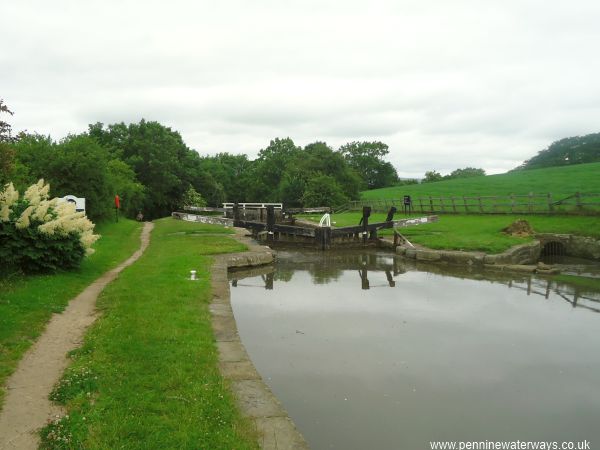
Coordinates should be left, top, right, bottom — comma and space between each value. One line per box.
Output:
547, 193, 553, 213
576, 192, 582, 211
528, 192, 533, 213
463, 196, 468, 213
451, 196, 457, 213
419, 197, 424, 213
478, 196, 483, 213
429, 196, 434, 213
510, 194, 515, 213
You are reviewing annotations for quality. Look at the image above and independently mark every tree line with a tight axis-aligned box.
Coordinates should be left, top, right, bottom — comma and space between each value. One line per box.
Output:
0, 101, 400, 220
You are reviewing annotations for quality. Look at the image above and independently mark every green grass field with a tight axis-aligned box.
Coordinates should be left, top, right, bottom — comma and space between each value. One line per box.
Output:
40, 218, 258, 449
361, 162, 600, 203
300, 213, 600, 253
0, 219, 143, 407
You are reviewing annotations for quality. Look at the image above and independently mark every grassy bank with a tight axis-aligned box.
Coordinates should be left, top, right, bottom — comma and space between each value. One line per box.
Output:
361, 162, 600, 201
300, 213, 600, 253
0, 219, 143, 407
40, 218, 259, 449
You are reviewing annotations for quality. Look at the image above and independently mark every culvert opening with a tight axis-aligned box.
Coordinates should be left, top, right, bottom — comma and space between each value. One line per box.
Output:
540, 241, 567, 264
541, 241, 566, 257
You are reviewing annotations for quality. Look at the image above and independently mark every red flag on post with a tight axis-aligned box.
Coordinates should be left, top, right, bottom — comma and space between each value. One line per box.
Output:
114, 195, 120, 209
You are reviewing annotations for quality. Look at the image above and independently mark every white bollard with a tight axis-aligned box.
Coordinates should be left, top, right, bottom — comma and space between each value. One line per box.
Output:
190, 270, 197, 281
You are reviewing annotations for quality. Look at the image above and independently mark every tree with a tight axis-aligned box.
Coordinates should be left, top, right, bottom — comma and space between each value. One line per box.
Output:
302, 174, 349, 207
423, 170, 443, 183
518, 132, 600, 170
278, 170, 306, 208
300, 142, 362, 201
0, 100, 16, 185
0, 99, 16, 144
89, 121, 197, 217
339, 141, 399, 189
198, 153, 253, 202
248, 138, 302, 201
448, 167, 486, 179
12, 133, 130, 221
106, 159, 145, 217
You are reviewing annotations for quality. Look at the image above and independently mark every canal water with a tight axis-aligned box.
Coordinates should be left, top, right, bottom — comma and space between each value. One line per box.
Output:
229, 250, 600, 450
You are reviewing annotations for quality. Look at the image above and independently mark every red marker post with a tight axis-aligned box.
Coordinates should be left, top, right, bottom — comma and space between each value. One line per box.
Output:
114, 195, 120, 222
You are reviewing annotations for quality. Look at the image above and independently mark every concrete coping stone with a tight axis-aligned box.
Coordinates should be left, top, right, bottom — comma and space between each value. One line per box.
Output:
211, 228, 309, 450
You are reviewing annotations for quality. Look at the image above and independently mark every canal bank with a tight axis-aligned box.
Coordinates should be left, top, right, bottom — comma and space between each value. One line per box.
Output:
210, 228, 309, 450
227, 248, 600, 450
383, 232, 600, 278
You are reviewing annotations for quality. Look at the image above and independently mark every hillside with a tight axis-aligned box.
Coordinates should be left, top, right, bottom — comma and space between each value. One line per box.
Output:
361, 162, 600, 200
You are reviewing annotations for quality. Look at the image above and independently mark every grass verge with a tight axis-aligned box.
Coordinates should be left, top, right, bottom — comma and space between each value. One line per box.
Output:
299, 213, 600, 253
0, 219, 143, 407
40, 218, 259, 449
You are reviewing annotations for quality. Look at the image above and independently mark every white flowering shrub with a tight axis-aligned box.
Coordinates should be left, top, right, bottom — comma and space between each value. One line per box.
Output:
0, 179, 99, 272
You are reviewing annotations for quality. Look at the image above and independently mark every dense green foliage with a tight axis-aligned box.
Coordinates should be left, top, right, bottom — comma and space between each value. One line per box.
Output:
193, 138, 367, 208
339, 141, 399, 189
362, 162, 600, 201
0, 219, 142, 407
2, 102, 395, 216
0, 99, 17, 186
423, 167, 486, 183
518, 132, 600, 170
7, 134, 144, 221
40, 219, 258, 450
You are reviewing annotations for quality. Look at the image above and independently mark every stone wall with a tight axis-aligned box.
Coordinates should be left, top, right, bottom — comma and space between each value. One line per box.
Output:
397, 241, 541, 266
536, 233, 600, 261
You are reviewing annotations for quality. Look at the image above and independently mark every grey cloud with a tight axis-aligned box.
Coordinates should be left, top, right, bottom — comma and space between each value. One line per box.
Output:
2, 0, 600, 178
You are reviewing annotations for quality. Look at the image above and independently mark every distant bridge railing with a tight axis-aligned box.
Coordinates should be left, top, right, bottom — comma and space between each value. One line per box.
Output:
347, 192, 600, 215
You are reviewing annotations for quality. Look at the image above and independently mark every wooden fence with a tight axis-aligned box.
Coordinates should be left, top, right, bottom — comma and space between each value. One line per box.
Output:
347, 192, 600, 215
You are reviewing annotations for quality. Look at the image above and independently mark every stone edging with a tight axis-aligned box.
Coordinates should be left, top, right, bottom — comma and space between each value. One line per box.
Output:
386, 232, 600, 274
210, 228, 309, 450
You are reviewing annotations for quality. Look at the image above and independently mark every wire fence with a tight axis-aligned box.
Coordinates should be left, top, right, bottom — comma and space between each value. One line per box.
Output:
347, 192, 600, 215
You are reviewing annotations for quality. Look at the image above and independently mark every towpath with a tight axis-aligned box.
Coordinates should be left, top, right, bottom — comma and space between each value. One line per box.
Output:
0, 222, 154, 450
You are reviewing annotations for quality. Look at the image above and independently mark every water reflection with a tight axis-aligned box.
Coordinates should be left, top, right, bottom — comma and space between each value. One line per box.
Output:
230, 251, 600, 313
229, 250, 600, 450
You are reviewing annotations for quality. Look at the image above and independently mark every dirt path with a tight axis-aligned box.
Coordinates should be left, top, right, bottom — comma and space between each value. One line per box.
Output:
0, 222, 154, 450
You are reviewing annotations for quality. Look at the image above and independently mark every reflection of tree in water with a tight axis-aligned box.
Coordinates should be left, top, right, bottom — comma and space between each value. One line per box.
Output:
231, 251, 600, 313
274, 269, 294, 282
310, 266, 343, 285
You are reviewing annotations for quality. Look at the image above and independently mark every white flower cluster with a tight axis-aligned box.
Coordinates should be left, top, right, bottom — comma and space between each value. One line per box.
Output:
0, 179, 100, 254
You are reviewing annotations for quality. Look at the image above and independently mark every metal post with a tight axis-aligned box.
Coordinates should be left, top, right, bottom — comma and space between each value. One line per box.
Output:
362, 206, 371, 244
266, 205, 275, 242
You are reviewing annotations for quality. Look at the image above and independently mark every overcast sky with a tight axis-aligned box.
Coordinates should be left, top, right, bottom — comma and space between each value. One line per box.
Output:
2, 0, 599, 178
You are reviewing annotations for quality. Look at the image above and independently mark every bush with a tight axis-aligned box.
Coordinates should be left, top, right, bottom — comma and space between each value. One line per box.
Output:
0, 180, 99, 273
